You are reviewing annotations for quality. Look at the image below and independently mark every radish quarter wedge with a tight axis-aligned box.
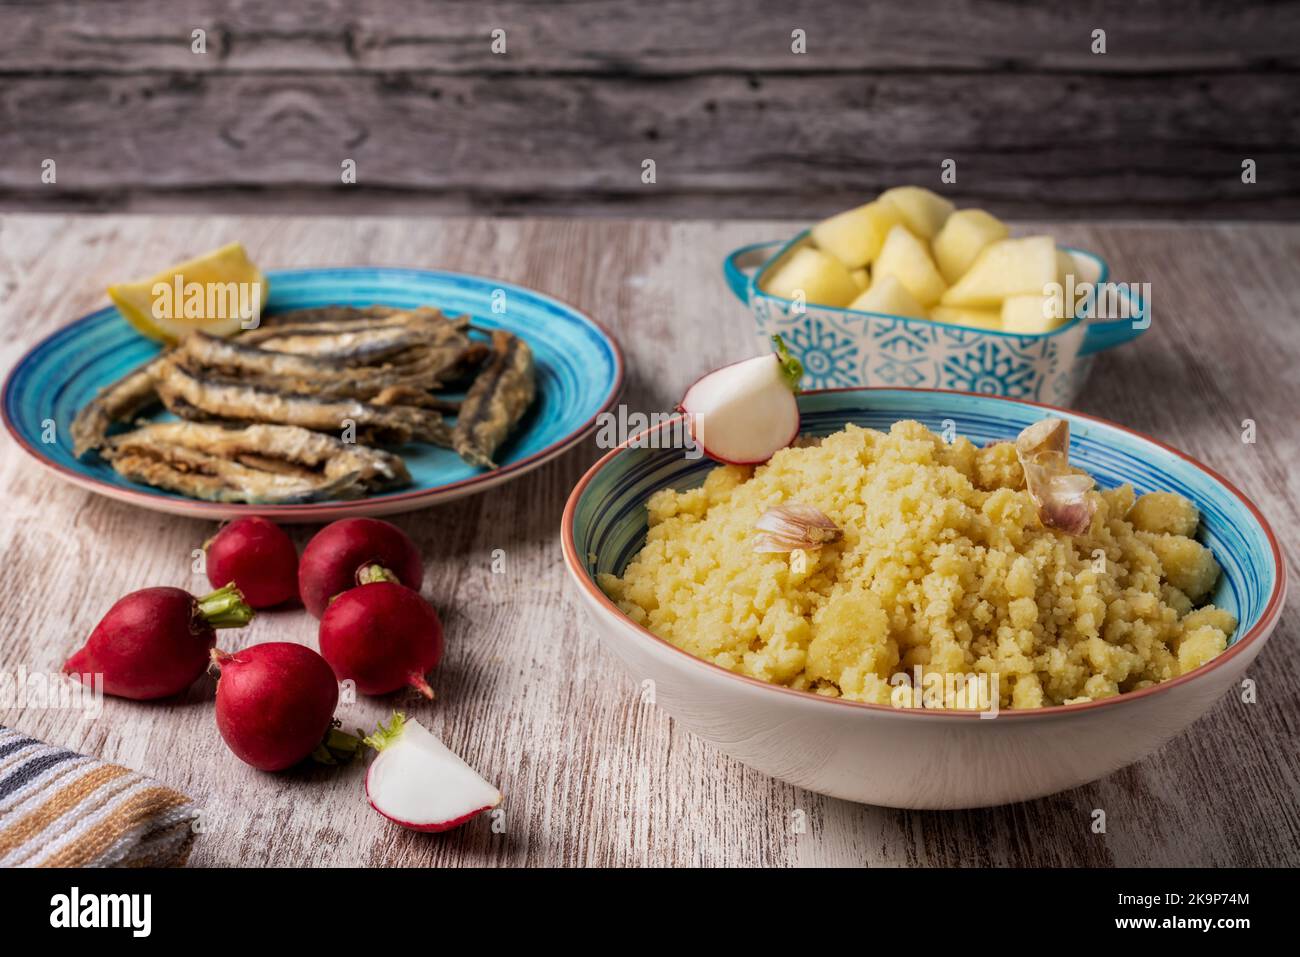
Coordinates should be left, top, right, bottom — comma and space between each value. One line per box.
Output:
365, 713, 502, 832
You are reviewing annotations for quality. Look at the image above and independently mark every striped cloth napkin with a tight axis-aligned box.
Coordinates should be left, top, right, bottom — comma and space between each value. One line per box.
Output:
0, 726, 199, 867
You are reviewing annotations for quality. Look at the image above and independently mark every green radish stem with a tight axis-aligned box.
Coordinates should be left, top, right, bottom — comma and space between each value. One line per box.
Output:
311, 724, 366, 766
771, 335, 803, 392
324, 564, 400, 607
196, 583, 254, 628
356, 563, 401, 586
362, 712, 407, 752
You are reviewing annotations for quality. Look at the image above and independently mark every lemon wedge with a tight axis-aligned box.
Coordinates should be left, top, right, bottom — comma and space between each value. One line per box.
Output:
108, 242, 269, 343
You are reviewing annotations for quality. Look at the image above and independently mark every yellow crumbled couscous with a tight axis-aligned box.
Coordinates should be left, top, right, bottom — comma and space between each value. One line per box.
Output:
598, 421, 1236, 709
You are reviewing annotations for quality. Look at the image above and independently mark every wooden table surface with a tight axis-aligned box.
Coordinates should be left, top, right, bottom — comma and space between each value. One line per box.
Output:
1, 214, 1296, 867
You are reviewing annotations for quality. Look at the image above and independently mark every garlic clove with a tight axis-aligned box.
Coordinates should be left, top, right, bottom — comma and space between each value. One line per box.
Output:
1015, 417, 1070, 459
754, 503, 842, 553
1014, 418, 1097, 536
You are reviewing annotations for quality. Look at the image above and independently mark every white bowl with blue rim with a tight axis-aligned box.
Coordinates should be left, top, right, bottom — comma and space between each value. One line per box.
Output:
561, 388, 1285, 808
723, 232, 1146, 405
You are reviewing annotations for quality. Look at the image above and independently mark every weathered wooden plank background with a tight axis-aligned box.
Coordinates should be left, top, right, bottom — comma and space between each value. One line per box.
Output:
0, 215, 1297, 866
1, 1, 1297, 218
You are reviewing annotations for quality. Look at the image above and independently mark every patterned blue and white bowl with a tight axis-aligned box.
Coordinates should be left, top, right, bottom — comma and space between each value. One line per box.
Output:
723, 232, 1147, 404
562, 389, 1285, 807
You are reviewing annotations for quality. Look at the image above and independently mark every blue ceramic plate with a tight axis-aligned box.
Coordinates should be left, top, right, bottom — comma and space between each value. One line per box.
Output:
565, 388, 1285, 712
2, 267, 623, 520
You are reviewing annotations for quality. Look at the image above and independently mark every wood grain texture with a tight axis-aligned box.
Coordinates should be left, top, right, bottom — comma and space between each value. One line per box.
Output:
4, 0, 1299, 74
0, 214, 1297, 867
2, 72, 1296, 219
0, 1, 1297, 218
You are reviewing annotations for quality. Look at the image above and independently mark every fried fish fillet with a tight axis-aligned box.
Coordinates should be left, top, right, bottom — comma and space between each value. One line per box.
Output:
153, 358, 453, 446
71, 300, 533, 503
102, 422, 410, 504
71, 357, 165, 456
241, 324, 424, 363
73, 307, 481, 459
240, 306, 469, 361
451, 329, 536, 469
176, 332, 480, 398
248, 305, 398, 328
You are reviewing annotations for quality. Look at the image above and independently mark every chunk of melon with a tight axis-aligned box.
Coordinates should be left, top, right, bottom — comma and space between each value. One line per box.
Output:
930, 305, 1002, 330
941, 236, 1058, 308
810, 200, 903, 269
1056, 249, 1077, 283
850, 267, 870, 291
878, 187, 955, 240
847, 275, 928, 320
933, 209, 1010, 284
763, 246, 860, 307
1002, 293, 1070, 334
1055, 250, 1082, 318
872, 225, 947, 307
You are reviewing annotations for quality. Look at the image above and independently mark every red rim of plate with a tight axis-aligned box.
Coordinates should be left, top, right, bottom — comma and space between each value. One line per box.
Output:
561, 386, 1287, 721
1, 272, 626, 518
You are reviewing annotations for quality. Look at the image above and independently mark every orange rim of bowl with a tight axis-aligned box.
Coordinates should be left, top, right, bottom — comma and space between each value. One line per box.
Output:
560, 386, 1287, 721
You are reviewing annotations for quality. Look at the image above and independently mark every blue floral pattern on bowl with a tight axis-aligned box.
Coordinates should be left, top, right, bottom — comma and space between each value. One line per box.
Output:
725, 232, 1144, 405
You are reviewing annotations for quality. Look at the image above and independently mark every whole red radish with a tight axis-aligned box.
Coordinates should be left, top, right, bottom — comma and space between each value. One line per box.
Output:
205, 517, 299, 608
364, 712, 501, 832
64, 584, 253, 700
318, 568, 442, 698
299, 518, 422, 618
212, 642, 339, 771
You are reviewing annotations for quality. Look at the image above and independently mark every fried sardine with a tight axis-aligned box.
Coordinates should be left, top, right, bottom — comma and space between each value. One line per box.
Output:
102, 422, 410, 504
153, 358, 454, 446
70, 299, 539, 501
70, 357, 165, 456
174, 332, 480, 400
451, 330, 536, 469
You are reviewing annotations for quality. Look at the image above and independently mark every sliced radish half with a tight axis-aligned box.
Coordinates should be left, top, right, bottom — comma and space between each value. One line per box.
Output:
678, 335, 802, 465
364, 713, 502, 832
